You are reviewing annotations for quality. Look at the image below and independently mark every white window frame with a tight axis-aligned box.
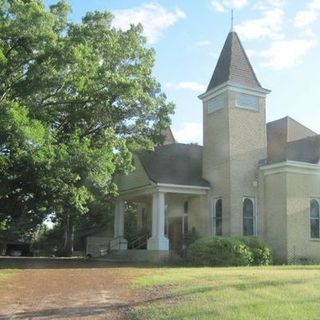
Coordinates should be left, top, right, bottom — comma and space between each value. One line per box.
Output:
212, 198, 222, 236
235, 93, 259, 111
310, 198, 320, 240
242, 197, 257, 236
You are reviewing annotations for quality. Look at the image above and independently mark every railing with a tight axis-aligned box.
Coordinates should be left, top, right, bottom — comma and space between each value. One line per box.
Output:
128, 232, 150, 250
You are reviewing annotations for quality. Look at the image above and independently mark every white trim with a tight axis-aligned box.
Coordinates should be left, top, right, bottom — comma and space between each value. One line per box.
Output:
198, 81, 270, 102
156, 183, 210, 195
260, 161, 320, 176
120, 183, 210, 198
156, 183, 210, 190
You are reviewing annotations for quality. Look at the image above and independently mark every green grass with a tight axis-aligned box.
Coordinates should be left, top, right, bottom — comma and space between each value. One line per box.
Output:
132, 266, 320, 320
0, 270, 16, 282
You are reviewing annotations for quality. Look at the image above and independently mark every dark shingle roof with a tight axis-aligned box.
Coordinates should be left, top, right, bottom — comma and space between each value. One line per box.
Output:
207, 32, 262, 92
266, 116, 319, 164
287, 135, 320, 164
137, 144, 210, 187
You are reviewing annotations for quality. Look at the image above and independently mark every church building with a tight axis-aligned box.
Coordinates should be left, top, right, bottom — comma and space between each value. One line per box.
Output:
113, 30, 320, 264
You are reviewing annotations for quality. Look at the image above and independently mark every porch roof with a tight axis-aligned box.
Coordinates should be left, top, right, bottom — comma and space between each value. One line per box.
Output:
137, 143, 210, 188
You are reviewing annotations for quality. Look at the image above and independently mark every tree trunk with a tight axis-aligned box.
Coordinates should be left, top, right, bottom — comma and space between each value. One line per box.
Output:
59, 213, 74, 257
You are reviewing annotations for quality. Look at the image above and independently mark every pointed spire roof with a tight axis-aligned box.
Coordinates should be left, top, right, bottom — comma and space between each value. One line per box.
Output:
206, 31, 262, 92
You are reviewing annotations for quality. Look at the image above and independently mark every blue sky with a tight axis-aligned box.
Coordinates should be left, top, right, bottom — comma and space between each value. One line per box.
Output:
45, 0, 320, 144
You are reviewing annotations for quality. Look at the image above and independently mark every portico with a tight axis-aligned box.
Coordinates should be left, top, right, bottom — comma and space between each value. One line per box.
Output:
111, 182, 210, 255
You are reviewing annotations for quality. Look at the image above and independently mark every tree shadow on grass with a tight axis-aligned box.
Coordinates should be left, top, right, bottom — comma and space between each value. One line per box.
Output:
0, 277, 311, 320
0, 257, 166, 270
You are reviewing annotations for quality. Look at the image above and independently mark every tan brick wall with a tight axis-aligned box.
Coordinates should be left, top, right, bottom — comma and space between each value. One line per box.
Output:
261, 171, 287, 263
286, 172, 320, 263
228, 91, 267, 235
261, 168, 320, 263
202, 89, 267, 237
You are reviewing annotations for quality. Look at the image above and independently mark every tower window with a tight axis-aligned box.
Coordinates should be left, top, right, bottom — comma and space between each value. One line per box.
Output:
213, 199, 222, 236
310, 199, 320, 239
236, 93, 259, 111
208, 93, 225, 114
243, 198, 256, 236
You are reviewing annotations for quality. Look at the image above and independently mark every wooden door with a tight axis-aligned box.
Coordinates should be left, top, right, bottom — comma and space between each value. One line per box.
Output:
168, 217, 183, 253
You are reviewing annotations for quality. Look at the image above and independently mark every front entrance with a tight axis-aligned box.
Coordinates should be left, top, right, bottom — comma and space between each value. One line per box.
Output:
168, 217, 183, 253
168, 216, 188, 254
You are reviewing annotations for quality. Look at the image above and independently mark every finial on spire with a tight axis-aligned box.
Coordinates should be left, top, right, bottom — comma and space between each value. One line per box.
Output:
230, 9, 234, 32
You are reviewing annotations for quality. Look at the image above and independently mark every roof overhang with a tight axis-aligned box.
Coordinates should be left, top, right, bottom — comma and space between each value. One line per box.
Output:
119, 182, 210, 200
198, 81, 271, 102
260, 160, 320, 176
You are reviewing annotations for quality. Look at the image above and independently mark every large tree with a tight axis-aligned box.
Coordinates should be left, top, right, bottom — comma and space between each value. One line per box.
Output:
0, 0, 174, 254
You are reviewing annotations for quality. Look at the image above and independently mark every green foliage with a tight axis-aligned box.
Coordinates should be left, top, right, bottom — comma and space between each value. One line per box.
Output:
124, 202, 139, 243
0, 0, 174, 250
187, 237, 273, 267
183, 227, 199, 248
237, 237, 273, 266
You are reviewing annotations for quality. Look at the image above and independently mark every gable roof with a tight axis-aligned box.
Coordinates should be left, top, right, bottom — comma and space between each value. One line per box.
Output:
137, 143, 210, 187
206, 31, 262, 92
287, 135, 320, 164
267, 116, 319, 164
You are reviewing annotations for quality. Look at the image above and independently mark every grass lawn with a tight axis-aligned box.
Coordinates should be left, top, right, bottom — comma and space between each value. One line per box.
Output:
0, 270, 16, 282
132, 266, 320, 320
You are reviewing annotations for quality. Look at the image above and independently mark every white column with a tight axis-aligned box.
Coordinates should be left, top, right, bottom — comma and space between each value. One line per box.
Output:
111, 199, 127, 250
147, 192, 169, 251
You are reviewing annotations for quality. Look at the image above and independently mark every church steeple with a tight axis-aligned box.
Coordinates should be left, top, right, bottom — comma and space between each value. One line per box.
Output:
206, 31, 262, 92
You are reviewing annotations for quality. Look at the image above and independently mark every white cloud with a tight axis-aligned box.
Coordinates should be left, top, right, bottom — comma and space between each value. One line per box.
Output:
112, 3, 186, 44
211, 0, 248, 12
294, 0, 320, 35
231, 0, 318, 70
177, 82, 206, 92
165, 81, 206, 93
294, 10, 317, 30
173, 122, 202, 144
260, 39, 316, 69
309, 0, 320, 10
235, 8, 284, 40
196, 40, 212, 47
253, 0, 286, 11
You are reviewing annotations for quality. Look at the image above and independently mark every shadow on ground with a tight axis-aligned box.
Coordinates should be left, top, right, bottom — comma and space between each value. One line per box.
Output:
0, 257, 154, 270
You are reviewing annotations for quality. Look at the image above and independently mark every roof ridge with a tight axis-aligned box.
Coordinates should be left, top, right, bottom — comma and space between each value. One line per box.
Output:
206, 31, 262, 92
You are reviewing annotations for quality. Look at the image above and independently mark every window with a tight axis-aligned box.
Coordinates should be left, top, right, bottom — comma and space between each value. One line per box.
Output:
235, 93, 259, 111
184, 201, 189, 214
208, 93, 225, 114
310, 199, 320, 239
213, 199, 222, 236
243, 198, 255, 236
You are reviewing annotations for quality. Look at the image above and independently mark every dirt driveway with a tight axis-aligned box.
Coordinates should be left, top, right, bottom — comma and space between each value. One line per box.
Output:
0, 258, 148, 320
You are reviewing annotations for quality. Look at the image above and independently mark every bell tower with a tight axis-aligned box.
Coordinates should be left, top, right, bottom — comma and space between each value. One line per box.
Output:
199, 31, 270, 236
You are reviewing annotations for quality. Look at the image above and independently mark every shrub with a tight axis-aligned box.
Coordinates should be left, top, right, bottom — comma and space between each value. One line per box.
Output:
238, 237, 273, 266
187, 237, 272, 267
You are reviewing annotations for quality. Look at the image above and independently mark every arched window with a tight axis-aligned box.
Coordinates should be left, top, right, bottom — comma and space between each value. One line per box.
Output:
243, 198, 255, 236
310, 200, 320, 239
213, 199, 222, 236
